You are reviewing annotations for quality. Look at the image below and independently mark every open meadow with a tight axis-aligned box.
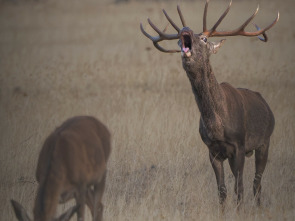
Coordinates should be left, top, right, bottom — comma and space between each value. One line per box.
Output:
0, 0, 294, 220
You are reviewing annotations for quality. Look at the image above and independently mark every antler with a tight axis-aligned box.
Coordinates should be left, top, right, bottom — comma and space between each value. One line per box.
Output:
140, 5, 188, 53
140, 0, 279, 52
203, 0, 279, 42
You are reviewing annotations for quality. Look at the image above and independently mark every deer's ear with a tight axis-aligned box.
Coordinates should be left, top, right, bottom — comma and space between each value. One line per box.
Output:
207, 39, 226, 54
11, 200, 31, 221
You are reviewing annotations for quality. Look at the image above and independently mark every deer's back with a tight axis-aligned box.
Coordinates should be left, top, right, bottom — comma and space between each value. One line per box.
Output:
36, 116, 111, 185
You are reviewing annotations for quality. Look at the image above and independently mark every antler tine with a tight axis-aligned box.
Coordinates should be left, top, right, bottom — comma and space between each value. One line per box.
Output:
140, 19, 180, 53
203, 0, 209, 33
208, 0, 232, 36
177, 5, 187, 27
140, 22, 159, 42
147, 18, 180, 40
147, 18, 166, 37
162, 9, 180, 32
253, 23, 268, 42
153, 42, 180, 53
163, 23, 170, 33
237, 5, 259, 32
256, 11, 280, 34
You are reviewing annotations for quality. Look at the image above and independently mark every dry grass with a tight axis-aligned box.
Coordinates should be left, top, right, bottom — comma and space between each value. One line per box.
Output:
0, 0, 294, 220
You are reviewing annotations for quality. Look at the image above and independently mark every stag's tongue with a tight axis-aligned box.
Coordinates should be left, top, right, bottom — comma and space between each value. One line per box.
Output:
182, 47, 191, 57
183, 47, 190, 53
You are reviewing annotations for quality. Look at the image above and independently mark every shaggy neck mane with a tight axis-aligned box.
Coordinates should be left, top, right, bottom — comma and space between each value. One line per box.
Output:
185, 60, 225, 124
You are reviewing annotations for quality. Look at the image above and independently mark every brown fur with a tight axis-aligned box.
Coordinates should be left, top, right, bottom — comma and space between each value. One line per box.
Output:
141, 0, 277, 208
141, 0, 276, 207
180, 29, 275, 208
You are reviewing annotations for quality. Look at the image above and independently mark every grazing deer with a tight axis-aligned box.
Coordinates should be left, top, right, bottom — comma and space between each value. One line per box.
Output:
11, 116, 111, 221
140, 0, 278, 208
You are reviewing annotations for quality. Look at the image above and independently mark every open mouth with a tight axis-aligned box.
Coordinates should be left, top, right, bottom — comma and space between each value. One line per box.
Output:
181, 32, 192, 57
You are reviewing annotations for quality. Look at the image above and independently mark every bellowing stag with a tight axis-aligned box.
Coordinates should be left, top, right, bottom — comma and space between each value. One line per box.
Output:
140, 0, 278, 208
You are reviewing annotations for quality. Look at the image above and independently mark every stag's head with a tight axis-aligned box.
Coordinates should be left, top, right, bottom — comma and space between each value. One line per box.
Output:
176, 27, 226, 70
140, 0, 279, 70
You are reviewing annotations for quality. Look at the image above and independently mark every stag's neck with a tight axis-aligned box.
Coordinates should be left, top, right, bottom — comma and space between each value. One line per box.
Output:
185, 62, 225, 123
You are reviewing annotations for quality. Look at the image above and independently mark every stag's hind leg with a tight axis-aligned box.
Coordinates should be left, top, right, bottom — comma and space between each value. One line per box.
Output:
253, 142, 269, 206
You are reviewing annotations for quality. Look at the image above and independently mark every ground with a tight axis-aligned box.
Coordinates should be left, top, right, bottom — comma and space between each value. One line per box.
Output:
0, 0, 294, 220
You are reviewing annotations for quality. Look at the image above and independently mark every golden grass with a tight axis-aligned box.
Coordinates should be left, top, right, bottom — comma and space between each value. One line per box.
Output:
0, 0, 294, 220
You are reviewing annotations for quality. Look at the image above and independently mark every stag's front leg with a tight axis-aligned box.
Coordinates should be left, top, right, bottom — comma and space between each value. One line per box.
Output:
209, 152, 227, 207
228, 150, 245, 208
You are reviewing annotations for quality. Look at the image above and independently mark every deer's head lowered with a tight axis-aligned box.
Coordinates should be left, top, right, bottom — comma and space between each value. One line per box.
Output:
140, 0, 279, 72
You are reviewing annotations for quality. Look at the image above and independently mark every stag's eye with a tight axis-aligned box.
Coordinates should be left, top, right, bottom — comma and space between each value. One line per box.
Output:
201, 37, 207, 43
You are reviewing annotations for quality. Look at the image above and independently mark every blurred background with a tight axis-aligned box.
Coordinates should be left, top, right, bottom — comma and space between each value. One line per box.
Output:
0, 0, 294, 220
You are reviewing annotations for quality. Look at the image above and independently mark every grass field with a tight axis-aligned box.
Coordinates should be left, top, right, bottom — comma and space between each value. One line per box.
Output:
0, 0, 294, 220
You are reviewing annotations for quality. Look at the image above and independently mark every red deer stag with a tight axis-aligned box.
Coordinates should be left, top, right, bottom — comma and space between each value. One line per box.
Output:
11, 116, 111, 221
140, 0, 278, 208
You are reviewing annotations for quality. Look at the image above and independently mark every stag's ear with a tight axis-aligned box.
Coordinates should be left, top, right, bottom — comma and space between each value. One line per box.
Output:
55, 205, 79, 221
11, 200, 31, 221
207, 39, 226, 54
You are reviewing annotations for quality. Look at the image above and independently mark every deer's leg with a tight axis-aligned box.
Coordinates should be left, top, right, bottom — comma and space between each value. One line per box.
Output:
86, 188, 95, 216
93, 172, 107, 221
75, 184, 87, 221
209, 152, 227, 206
228, 150, 245, 207
253, 143, 269, 206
